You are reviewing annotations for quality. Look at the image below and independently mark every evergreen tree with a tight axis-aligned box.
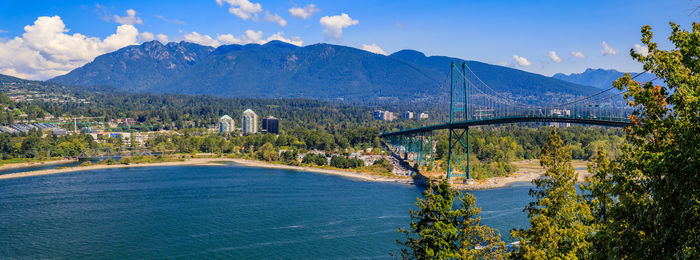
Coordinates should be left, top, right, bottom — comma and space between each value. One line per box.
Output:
581, 148, 618, 259
397, 180, 506, 259
511, 129, 593, 259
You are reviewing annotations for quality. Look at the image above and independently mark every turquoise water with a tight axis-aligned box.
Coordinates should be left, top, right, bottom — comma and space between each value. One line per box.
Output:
0, 164, 531, 259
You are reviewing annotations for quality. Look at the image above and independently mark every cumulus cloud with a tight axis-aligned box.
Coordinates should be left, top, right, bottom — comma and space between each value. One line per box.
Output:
184, 31, 221, 47
570, 51, 585, 59
512, 55, 531, 67
185, 30, 303, 47
217, 34, 242, 44
319, 13, 358, 41
0, 15, 139, 80
548, 51, 561, 63
113, 9, 143, 25
601, 41, 618, 56
634, 43, 649, 57
156, 34, 169, 43
361, 43, 387, 55
139, 32, 155, 41
216, 0, 262, 20
289, 4, 320, 19
264, 12, 287, 26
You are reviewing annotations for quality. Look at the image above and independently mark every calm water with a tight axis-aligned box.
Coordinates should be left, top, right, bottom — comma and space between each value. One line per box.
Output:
0, 164, 531, 259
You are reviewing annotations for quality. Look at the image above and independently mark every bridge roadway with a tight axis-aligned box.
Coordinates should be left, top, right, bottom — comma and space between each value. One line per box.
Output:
380, 116, 632, 138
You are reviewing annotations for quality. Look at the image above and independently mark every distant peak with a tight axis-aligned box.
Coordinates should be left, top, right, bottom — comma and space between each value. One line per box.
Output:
390, 49, 426, 59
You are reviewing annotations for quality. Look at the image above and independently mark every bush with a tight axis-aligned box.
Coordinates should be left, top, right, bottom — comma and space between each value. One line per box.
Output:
302, 153, 327, 166
119, 157, 131, 165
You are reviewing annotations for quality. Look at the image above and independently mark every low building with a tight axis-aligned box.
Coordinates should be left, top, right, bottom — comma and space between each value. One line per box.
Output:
403, 111, 414, 119
262, 116, 279, 134
419, 113, 429, 119
219, 115, 235, 134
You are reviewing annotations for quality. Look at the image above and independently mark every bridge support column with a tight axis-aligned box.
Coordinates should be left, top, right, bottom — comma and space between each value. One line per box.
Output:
447, 126, 470, 180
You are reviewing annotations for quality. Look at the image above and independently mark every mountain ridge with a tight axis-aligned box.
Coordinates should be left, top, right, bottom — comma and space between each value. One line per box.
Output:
49, 40, 599, 102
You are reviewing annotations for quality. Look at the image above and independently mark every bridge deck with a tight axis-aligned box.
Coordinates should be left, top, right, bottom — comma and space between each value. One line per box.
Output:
380, 116, 632, 137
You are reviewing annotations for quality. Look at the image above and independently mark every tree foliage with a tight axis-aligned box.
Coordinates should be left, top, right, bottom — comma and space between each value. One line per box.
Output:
597, 22, 700, 258
511, 129, 593, 259
398, 180, 507, 259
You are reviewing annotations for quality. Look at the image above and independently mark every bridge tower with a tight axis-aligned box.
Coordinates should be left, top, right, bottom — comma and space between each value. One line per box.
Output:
447, 62, 471, 180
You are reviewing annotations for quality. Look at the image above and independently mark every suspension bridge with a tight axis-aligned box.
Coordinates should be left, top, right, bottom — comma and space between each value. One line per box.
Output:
381, 62, 638, 181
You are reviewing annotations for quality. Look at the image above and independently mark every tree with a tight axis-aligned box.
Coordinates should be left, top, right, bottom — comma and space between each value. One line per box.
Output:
602, 22, 700, 258
581, 148, 618, 259
397, 180, 506, 259
511, 129, 593, 259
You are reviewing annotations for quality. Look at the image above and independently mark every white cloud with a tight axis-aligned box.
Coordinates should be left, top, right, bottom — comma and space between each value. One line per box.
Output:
139, 32, 155, 41
216, 0, 263, 20
570, 51, 585, 59
217, 34, 242, 44
0, 29, 6, 34
186, 30, 303, 47
319, 13, 358, 41
512, 55, 531, 67
289, 4, 320, 19
0, 15, 139, 80
634, 43, 649, 57
113, 9, 143, 25
497, 61, 508, 66
548, 51, 561, 63
264, 12, 287, 27
184, 31, 221, 47
601, 41, 618, 56
154, 15, 185, 25
361, 43, 387, 55
156, 34, 169, 43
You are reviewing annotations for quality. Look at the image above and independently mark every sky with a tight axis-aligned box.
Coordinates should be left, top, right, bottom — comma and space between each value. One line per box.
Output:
0, 0, 697, 80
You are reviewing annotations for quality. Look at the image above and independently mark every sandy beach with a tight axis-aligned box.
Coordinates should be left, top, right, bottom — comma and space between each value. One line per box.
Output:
0, 159, 78, 171
453, 159, 591, 190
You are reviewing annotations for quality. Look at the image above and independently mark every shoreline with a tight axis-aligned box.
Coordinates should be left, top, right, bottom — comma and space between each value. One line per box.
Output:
0, 158, 415, 185
0, 159, 78, 171
0, 158, 589, 191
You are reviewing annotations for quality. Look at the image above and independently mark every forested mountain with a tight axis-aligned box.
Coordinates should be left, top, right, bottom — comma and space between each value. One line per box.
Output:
552, 68, 662, 89
51, 41, 214, 92
49, 40, 599, 102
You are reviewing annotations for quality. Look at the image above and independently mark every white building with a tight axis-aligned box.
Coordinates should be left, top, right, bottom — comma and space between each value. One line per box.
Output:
242, 109, 258, 134
403, 111, 414, 119
419, 113, 429, 119
219, 115, 235, 133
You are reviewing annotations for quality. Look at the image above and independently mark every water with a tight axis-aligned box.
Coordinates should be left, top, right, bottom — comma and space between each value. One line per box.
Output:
0, 163, 531, 259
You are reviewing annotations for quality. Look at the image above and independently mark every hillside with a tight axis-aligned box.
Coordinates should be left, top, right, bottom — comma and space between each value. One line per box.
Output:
49, 41, 599, 102
51, 41, 214, 92
553, 68, 662, 89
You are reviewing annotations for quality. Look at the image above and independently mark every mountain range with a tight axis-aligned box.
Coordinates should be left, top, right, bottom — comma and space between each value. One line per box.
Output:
553, 68, 662, 90
49, 40, 600, 102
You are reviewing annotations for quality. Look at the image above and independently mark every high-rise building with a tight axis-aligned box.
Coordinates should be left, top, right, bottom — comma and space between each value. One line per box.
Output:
403, 111, 414, 119
372, 110, 396, 121
242, 109, 258, 134
219, 115, 235, 133
262, 116, 279, 134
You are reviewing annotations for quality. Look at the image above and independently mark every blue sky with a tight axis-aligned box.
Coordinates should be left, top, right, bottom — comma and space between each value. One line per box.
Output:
0, 0, 696, 80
